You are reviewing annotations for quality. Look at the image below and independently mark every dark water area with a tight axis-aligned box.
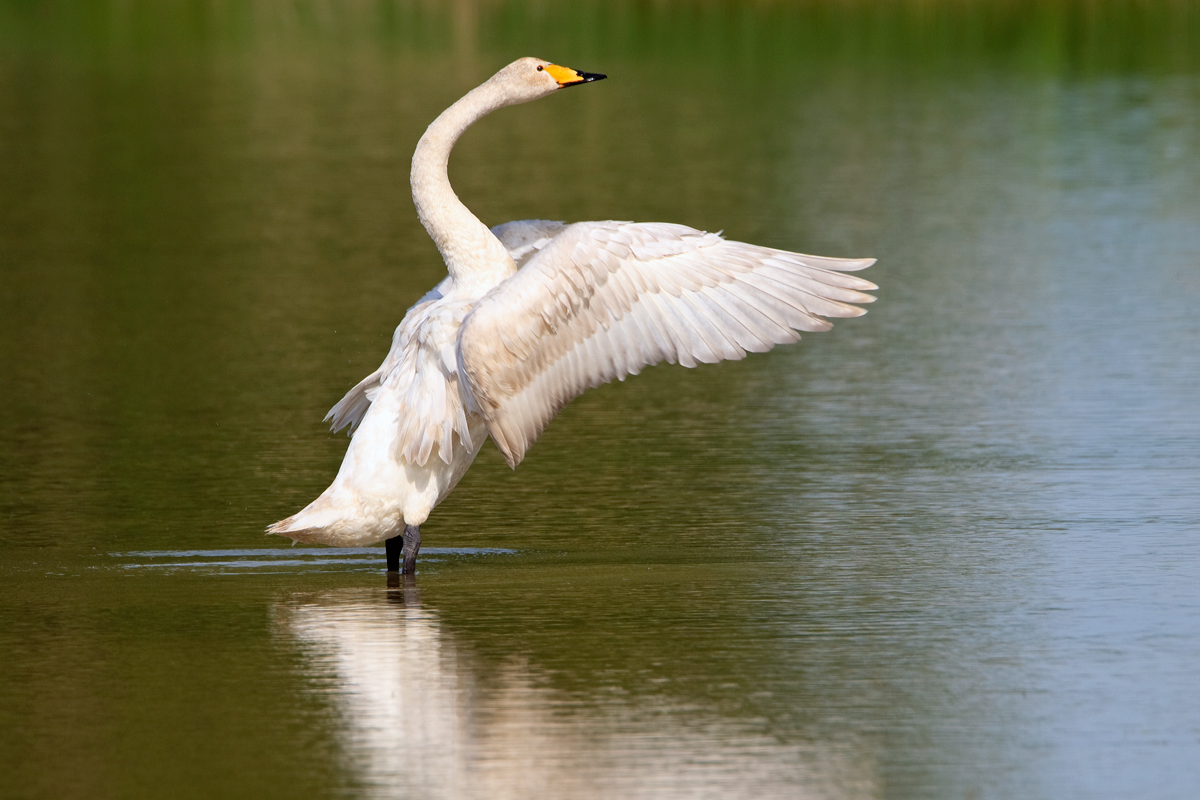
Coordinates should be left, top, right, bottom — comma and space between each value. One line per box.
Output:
2, 2, 1199, 798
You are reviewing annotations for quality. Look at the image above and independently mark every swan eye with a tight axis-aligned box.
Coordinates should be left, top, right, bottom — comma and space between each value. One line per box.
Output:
536, 65, 543, 71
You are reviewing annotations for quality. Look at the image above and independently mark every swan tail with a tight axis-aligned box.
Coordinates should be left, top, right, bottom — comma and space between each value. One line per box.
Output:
266, 513, 326, 544
266, 493, 399, 547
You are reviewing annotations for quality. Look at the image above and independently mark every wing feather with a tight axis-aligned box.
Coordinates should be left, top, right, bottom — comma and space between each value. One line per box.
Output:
458, 221, 876, 468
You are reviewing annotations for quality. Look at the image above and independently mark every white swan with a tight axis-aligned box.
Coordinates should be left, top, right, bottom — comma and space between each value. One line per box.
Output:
269, 58, 876, 573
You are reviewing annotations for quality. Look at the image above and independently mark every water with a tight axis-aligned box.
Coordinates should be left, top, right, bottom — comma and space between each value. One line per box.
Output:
2, 2, 1199, 798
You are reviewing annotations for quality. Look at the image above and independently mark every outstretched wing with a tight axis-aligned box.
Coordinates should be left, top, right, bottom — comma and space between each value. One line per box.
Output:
457, 221, 876, 468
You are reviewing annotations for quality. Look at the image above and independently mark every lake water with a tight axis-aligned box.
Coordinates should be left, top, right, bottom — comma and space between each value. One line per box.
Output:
2, 3, 1199, 798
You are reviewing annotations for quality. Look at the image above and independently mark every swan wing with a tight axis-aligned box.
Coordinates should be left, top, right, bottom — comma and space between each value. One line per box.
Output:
457, 220, 877, 468
324, 276, 452, 434
491, 219, 567, 267
325, 369, 383, 434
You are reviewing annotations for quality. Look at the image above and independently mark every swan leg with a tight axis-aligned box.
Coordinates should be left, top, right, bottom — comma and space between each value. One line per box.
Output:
386, 534, 402, 572
401, 524, 421, 575
384, 526, 422, 573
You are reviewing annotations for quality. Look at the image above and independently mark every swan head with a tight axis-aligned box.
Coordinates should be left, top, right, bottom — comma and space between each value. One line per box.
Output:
490, 57, 606, 105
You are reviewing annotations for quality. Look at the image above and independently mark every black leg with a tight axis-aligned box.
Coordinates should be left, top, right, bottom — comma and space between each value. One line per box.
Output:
386, 534, 402, 572
401, 524, 421, 575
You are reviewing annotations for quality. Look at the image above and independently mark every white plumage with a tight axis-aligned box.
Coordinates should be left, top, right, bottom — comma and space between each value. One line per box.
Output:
269, 58, 876, 569
460, 220, 875, 468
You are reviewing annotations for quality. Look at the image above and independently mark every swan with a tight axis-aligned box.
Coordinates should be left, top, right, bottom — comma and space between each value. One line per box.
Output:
268, 57, 877, 574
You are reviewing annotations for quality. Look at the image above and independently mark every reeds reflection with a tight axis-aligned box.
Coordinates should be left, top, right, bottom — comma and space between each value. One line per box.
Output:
277, 584, 876, 800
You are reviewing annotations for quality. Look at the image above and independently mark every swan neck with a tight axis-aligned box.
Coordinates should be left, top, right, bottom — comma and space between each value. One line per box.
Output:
411, 81, 515, 287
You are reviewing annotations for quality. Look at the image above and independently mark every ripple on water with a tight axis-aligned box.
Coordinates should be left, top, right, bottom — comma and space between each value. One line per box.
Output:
108, 548, 518, 574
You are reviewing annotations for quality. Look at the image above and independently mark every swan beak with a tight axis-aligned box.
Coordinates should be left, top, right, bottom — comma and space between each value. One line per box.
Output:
545, 64, 606, 88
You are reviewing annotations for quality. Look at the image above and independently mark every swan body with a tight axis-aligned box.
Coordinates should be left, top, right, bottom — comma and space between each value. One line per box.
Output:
269, 58, 877, 570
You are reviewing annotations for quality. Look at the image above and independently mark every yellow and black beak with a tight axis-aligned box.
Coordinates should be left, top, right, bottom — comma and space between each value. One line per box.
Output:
544, 63, 606, 88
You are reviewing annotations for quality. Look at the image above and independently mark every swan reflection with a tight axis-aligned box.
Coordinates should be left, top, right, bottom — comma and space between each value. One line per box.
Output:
277, 585, 874, 799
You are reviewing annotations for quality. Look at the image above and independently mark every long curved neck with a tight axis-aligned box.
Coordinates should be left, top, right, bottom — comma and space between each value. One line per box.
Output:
411, 80, 516, 288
